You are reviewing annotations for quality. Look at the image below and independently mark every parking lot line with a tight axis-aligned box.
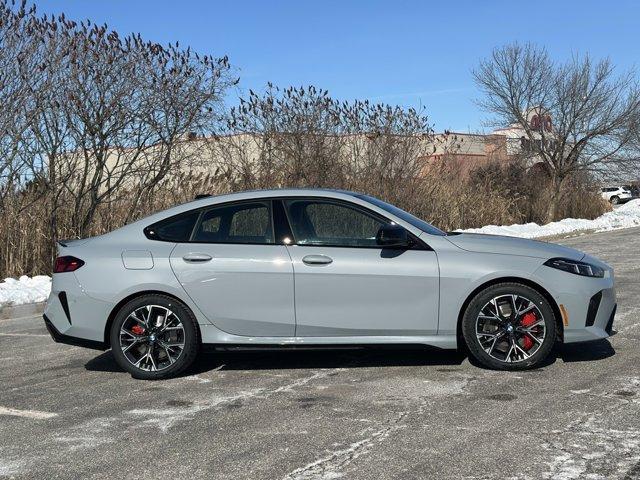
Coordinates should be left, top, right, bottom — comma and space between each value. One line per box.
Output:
0, 406, 58, 419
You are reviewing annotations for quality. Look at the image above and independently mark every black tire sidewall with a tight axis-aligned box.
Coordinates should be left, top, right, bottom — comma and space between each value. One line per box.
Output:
462, 283, 557, 370
110, 294, 200, 380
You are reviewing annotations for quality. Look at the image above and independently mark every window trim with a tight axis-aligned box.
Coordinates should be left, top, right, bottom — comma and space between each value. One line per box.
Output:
144, 199, 279, 246
272, 199, 295, 245
277, 196, 430, 251
144, 196, 431, 250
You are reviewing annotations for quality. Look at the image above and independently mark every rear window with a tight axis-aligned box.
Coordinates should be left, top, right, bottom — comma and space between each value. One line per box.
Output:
144, 211, 199, 242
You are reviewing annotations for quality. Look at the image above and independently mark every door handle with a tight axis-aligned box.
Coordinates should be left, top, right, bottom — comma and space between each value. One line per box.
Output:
302, 254, 333, 266
182, 253, 213, 263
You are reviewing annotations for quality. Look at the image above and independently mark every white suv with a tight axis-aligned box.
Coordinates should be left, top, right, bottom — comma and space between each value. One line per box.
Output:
601, 186, 633, 204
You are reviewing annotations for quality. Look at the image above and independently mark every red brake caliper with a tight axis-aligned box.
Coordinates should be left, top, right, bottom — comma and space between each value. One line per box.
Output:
131, 324, 145, 335
520, 312, 537, 350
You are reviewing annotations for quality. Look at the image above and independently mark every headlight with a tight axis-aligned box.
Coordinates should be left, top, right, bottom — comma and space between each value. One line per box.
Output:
544, 258, 605, 278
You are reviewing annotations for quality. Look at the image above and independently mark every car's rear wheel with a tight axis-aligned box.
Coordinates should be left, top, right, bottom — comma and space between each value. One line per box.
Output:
110, 294, 200, 380
610, 195, 620, 205
462, 283, 556, 370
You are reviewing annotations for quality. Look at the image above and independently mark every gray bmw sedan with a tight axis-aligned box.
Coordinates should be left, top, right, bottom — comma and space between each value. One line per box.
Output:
44, 189, 616, 379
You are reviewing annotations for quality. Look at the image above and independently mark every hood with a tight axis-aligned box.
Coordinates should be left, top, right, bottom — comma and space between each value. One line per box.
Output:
444, 233, 585, 261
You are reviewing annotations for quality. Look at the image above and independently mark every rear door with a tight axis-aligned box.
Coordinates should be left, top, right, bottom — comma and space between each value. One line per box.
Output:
280, 198, 439, 337
169, 200, 295, 337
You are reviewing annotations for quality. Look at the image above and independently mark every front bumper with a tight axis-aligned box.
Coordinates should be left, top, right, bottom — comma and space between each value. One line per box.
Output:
605, 304, 616, 336
562, 302, 616, 343
535, 260, 616, 343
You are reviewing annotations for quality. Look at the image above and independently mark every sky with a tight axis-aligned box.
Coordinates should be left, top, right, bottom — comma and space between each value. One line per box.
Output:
34, 0, 640, 133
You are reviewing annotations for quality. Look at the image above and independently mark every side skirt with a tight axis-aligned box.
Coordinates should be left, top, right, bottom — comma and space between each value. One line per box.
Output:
199, 324, 458, 350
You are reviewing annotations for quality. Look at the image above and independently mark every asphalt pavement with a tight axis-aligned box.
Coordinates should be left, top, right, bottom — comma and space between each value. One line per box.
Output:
1, 227, 639, 479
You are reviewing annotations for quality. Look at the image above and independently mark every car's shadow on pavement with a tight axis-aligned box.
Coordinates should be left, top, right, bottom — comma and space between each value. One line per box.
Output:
84, 340, 615, 376
85, 345, 467, 376
191, 346, 467, 373
464, 339, 616, 370
556, 338, 616, 364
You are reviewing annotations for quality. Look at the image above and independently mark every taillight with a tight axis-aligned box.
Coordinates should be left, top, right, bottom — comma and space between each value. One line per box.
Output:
54, 256, 85, 273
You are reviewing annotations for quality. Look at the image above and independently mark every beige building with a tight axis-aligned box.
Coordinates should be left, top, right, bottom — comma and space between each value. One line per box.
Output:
64, 114, 544, 190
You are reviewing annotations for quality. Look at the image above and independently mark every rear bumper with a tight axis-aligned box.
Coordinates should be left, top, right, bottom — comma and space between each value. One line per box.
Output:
43, 314, 107, 351
44, 272, 113, 345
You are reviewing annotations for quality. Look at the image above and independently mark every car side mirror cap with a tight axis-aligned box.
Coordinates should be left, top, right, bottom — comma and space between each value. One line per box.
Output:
376, 224, 409, 248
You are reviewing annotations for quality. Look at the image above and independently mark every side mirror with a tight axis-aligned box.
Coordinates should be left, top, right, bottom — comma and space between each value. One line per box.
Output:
376, 224, 410, 248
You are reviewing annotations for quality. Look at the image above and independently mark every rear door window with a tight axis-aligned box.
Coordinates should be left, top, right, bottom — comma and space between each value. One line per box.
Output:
192, 202, 274, 244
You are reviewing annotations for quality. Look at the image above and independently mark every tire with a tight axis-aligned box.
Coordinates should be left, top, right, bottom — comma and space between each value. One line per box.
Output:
610, 196, 620, 205
461, 283, 556, 370
110, 294, 200, 380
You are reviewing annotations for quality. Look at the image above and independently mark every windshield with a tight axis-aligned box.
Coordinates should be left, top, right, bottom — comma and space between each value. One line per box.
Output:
355, 194, 446, 236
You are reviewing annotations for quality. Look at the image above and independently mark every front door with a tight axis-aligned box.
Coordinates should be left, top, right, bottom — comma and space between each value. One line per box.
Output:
281, 198, 439, 337
170, 200, 295, 337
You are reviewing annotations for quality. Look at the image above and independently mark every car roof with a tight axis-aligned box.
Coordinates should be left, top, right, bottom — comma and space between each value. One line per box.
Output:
182, 188, 363, 208
192, 187, 359, 200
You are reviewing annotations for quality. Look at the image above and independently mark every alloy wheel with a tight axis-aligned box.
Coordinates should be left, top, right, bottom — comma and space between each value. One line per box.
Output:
475, 294, 546, 363
119, 304, 185, 372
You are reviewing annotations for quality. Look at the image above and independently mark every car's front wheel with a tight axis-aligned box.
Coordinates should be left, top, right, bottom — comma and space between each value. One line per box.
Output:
462, 283, 556, 370
110, 294, 200, 380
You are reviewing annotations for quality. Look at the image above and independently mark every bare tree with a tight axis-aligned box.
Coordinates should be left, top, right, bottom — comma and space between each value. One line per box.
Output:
0, 1, 40, 205
0, 0, 236, 275
16, 12, 236, 237
339, 100, 433, 206
214, 84, 434, 204
474, 43, 640, 221
216, 84, 347, 189
122, 39, 236, 222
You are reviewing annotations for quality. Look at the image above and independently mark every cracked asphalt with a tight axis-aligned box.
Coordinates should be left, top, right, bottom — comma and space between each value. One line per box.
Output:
1, 227, 640, 479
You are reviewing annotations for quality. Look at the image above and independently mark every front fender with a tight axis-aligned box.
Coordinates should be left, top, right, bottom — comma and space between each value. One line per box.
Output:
436, 250, 546, 336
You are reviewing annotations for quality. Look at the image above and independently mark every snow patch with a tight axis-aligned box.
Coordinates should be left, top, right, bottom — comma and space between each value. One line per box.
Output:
54, 418, 117, 451
542, 378, 640, 480
0, 275, 51, 307
127, 389, 264, 433
54, 368, 347, 450
0, 458, 25, 476
273, 370, 344, 393
543, 416, 640, 480
459, 199, 640, 238
282, 412, 408, 480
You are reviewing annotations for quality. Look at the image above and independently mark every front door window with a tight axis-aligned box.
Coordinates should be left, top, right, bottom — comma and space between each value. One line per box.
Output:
284, 199, 387, 247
